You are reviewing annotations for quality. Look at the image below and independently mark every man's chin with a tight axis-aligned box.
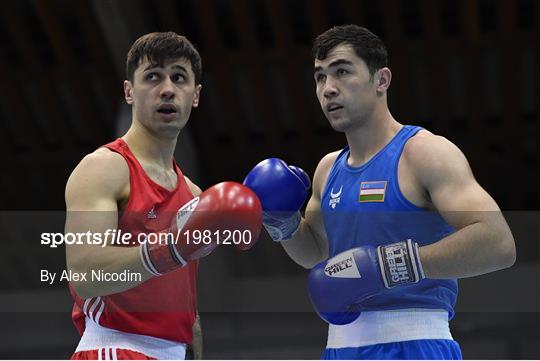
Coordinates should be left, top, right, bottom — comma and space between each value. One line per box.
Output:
151, 119, 187, 138
163, 122, 187, 136
328, 118, 352, 133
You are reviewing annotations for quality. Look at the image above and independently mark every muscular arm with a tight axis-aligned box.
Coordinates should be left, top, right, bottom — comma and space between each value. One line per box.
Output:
184, 176, 203, 358
65, 149, 152, 299
407, 134, 516, 278
281, 153, 338, 269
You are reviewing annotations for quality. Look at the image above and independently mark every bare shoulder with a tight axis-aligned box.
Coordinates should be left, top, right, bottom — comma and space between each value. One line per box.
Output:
70, 148, 129, 187
184, 176, 202, 196
312, 150, 341, 198
66, 148, 129, 208
317, 150, 342, 170
403, 130, 473, 186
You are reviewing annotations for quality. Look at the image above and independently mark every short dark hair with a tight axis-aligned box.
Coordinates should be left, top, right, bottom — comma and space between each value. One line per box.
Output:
312, 25, 387, 76
126, 32, 202, 84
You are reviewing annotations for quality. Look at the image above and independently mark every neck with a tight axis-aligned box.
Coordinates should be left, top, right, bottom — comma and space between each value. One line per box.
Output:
345, 105, 402, 167
122, 121, 177, 169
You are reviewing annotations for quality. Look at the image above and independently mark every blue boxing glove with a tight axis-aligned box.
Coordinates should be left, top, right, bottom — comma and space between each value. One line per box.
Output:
243, 158, 310, 241
307, 239, 425, 325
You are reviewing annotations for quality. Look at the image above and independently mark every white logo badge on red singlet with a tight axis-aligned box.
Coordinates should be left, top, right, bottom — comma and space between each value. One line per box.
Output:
147, 206, 157, 219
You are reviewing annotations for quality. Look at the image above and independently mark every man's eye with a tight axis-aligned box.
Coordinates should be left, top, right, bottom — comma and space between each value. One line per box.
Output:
146, 73, 159, 80
316, 74, 326, 83
172, 74, 186, 82
337, 69, 348, 76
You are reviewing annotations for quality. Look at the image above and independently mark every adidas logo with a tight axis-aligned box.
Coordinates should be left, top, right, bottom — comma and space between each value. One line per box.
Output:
147, 206, 157, 219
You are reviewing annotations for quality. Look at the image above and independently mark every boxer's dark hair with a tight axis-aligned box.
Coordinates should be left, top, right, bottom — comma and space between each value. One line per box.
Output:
312, 25, 387, 78
126, 32, 202, 84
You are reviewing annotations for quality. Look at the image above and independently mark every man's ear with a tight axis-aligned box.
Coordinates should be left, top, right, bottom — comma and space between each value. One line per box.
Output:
124, 80, 134, 104
192, 84, 202, 108
375, 68, 392, 93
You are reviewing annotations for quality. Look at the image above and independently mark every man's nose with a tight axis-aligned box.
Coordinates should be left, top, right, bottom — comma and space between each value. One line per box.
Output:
323, 79, 339, 98
160, 78, 175, 99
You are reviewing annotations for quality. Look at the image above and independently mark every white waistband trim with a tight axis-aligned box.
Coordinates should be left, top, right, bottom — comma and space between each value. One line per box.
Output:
76, 318, 186, 360
326, 309, 453, 349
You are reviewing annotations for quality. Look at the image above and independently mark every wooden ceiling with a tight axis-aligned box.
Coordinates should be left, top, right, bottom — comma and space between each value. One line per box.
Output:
0, 0, 539, 210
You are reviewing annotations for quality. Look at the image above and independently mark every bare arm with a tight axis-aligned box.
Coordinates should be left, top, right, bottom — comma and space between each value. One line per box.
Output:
184, 175, 203, 359
190, 313, 203, 359
65, 149, 152, 299
407, 134, 516, 278
281, 152, 339, 268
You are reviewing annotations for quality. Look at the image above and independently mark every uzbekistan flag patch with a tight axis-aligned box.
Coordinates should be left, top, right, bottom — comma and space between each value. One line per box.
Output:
359, 181, 387, 202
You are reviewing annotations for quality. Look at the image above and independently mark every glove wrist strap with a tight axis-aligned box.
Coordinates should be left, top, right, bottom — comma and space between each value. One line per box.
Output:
139, 232, 187, 277
140, 198, 200, 276
377, 239, 425, 288
263, 211, 301, 242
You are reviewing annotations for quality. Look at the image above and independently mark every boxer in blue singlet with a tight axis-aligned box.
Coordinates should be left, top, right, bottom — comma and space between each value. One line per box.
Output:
243, 25, 516, 360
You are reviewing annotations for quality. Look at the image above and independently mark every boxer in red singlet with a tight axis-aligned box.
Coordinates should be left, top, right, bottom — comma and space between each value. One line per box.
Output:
65, 32, 261, 360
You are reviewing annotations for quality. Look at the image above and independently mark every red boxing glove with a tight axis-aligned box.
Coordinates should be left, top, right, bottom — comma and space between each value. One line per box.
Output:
140, 182, 262, 276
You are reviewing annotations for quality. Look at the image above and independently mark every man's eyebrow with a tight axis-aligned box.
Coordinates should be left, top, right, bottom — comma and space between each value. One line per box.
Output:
329, 59, 354, 68
314, 58, 354, 73
171, 64, 189, 74
143, 63, 161, 72
142, 64, 189, 73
